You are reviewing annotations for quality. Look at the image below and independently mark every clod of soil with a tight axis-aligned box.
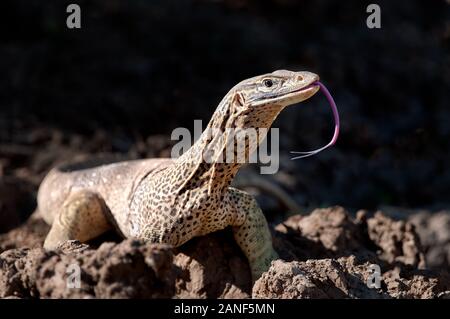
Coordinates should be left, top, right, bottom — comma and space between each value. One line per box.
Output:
409, 211, 450, 271
1, 207, 449, 298
253, 257, 449, 299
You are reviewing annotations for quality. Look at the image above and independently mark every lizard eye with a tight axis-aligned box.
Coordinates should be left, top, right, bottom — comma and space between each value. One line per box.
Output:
263, 79, 274, 88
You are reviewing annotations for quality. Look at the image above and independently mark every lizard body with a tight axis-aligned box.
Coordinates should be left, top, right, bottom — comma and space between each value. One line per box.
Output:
38, 70, 320, 280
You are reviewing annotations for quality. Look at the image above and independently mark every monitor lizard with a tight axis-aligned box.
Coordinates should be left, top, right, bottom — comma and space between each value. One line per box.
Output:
38, 70, 321, 280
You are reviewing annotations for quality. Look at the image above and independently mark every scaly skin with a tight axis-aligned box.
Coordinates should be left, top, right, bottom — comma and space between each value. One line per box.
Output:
38, 70, 320, 281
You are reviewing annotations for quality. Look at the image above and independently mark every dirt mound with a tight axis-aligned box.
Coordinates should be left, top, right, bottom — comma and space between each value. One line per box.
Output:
253, 258, 449, 299
1, 207, 449, 299
409, 211, 450, 271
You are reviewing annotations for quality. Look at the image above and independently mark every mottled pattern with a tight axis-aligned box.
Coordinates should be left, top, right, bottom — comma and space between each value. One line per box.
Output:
38, 70, 320, 280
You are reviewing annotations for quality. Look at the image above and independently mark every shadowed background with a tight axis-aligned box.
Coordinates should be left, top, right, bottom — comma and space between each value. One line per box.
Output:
0, 0, 449, 231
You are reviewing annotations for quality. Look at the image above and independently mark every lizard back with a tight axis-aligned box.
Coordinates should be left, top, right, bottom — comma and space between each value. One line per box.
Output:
37, 157, 173, 236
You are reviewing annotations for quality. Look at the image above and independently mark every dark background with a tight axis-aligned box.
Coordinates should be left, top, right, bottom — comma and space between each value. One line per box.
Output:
0, 0, 449, 224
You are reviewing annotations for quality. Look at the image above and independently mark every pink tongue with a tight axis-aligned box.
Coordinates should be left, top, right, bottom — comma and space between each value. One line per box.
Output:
290, 81, 340, 160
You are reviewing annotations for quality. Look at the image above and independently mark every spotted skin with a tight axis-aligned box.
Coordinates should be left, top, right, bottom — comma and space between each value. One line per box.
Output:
38, 70, 320, 281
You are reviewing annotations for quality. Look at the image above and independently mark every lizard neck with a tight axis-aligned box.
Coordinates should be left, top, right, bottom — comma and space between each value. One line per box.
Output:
170, 95, 242, 195
166, 94, 282, 196
150, 92, 283, 198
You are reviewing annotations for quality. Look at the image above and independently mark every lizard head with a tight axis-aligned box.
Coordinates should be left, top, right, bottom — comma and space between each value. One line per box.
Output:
197, 70, 321, 165
237, 70, 320, 107
224, 70, 320, 130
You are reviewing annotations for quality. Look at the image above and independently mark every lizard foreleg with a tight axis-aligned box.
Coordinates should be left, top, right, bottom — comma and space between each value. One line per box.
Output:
227, 187, 278, 281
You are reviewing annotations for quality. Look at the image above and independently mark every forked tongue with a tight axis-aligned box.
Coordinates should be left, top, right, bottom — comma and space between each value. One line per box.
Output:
290, 81, 340, 160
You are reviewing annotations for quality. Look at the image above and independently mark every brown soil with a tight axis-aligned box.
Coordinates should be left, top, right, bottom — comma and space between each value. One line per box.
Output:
1, 207, 449, 299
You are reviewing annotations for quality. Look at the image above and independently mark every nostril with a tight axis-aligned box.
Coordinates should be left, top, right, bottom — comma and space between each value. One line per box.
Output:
296, 75, 304, 81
